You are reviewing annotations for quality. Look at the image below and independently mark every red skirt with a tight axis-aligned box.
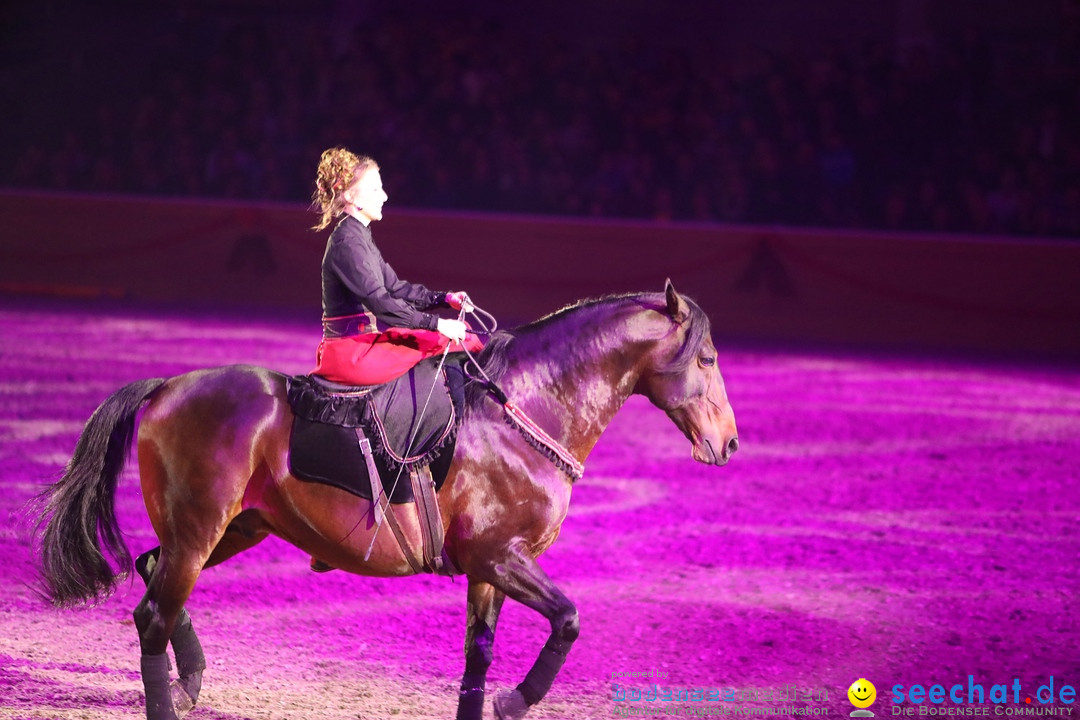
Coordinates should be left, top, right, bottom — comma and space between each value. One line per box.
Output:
311, 326, 483, 386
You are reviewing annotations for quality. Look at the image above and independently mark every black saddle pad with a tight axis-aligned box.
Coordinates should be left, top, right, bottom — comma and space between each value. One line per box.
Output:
285, 356, 466, 503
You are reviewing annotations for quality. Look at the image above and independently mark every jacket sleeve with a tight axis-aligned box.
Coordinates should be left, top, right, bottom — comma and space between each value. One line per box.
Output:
381, 258, 448, 311
328, 239, 441, 330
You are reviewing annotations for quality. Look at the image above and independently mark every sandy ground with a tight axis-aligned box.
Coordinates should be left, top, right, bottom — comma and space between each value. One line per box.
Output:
0, 298, 1078, 720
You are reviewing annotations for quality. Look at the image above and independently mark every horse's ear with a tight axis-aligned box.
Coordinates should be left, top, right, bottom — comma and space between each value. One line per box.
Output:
664, 279, 687, 321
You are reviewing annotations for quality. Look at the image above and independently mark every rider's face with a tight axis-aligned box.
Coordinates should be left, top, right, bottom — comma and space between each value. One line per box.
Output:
345, 166, 388, 224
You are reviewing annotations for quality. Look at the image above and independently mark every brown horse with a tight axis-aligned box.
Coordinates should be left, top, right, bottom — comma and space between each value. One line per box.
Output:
35, 281, 738, 720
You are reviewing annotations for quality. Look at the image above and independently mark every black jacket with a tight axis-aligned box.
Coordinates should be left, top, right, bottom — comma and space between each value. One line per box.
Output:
321, 216, 446, 334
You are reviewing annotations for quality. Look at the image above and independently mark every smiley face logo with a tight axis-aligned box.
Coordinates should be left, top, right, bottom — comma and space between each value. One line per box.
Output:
848, 678, 877, 708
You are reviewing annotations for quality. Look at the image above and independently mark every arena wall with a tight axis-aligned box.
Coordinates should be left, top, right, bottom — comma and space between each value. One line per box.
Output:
1, 190, 1076, 358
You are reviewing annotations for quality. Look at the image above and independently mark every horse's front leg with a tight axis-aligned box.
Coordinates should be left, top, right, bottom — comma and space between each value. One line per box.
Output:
484, 542, 579, 720
456, 578, 506, 720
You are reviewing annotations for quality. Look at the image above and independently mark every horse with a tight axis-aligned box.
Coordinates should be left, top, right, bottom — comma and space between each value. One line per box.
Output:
34, 281, 738, 720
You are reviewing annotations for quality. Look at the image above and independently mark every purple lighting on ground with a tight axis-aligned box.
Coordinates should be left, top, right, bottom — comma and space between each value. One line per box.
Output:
0, 301, 1077, 718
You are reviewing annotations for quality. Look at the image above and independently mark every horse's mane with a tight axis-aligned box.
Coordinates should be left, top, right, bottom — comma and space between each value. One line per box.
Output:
466, 291, 710, 405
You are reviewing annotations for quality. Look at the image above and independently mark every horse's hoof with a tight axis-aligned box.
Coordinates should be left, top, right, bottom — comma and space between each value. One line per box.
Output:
493, 689, 529, 720
170, 680, 195, 718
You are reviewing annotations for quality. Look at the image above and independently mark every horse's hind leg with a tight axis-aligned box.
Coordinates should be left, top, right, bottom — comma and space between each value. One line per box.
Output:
133, 536, 225, 720
480, 544, 579, 720
132, 520, 245, 720
134, 518, 268, 717
132, 547, 199, 720
135, 548, 205, 717
456, 579, 506, 720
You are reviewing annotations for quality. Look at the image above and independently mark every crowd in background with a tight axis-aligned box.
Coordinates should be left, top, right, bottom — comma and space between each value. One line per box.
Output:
6, 7, 1080, 237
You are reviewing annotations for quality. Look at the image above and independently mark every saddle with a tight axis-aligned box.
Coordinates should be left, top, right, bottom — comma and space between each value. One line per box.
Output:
285, 355, 468, 574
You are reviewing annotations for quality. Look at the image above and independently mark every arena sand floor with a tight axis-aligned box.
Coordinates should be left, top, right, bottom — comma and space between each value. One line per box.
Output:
0, 298, 1077, 720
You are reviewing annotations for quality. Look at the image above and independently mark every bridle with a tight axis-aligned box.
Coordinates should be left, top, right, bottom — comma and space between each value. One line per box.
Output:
455, 300, 585, 481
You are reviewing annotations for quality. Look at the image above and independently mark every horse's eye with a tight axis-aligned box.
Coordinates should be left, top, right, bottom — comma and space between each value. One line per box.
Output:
699, 356, 716, 368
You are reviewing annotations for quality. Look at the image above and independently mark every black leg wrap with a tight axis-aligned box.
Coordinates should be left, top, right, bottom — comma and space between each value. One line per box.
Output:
516, 645, 568, 707
459, 670, 486, 693
455, 682, 486, 720
458, 613, 493, 720
545, 635, 574, 656
141, 653, 175, 720
171, 609, 206, 700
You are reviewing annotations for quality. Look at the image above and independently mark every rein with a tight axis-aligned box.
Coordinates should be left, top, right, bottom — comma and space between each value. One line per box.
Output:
456, 311, 585, 482
504, 401, 585, 481
363, 297, 584, 565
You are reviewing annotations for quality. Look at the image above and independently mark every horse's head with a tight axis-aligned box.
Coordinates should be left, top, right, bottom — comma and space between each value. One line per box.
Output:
634, 281, 739, 466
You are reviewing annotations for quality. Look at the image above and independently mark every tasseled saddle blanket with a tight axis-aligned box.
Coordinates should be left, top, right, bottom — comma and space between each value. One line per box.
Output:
285, 356, 467, 503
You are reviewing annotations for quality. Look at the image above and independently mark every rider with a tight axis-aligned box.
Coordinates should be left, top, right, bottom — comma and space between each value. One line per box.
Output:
310, 147, 483, 385
307, 148, 482, 574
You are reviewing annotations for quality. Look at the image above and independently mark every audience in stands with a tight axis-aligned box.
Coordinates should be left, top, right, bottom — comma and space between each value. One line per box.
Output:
6, 9, 1080, 238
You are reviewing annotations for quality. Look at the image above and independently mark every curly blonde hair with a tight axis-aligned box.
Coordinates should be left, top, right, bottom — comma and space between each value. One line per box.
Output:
311, 147, 378, 231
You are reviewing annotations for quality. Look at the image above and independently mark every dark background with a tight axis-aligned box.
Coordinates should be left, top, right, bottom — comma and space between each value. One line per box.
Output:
3, 0, 1079, 237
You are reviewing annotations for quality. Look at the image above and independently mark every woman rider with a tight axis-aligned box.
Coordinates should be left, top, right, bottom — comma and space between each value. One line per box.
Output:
310, 147, 482, 385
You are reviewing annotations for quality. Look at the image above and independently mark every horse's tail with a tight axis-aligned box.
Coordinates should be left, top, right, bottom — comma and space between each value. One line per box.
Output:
35, 377, 167, 607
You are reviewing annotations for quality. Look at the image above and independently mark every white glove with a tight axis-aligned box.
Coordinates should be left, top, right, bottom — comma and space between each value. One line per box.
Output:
436, 318, 468, 344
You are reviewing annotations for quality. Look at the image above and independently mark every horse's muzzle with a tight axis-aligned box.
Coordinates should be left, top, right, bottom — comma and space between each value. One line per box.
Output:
695, 435, 739, 466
